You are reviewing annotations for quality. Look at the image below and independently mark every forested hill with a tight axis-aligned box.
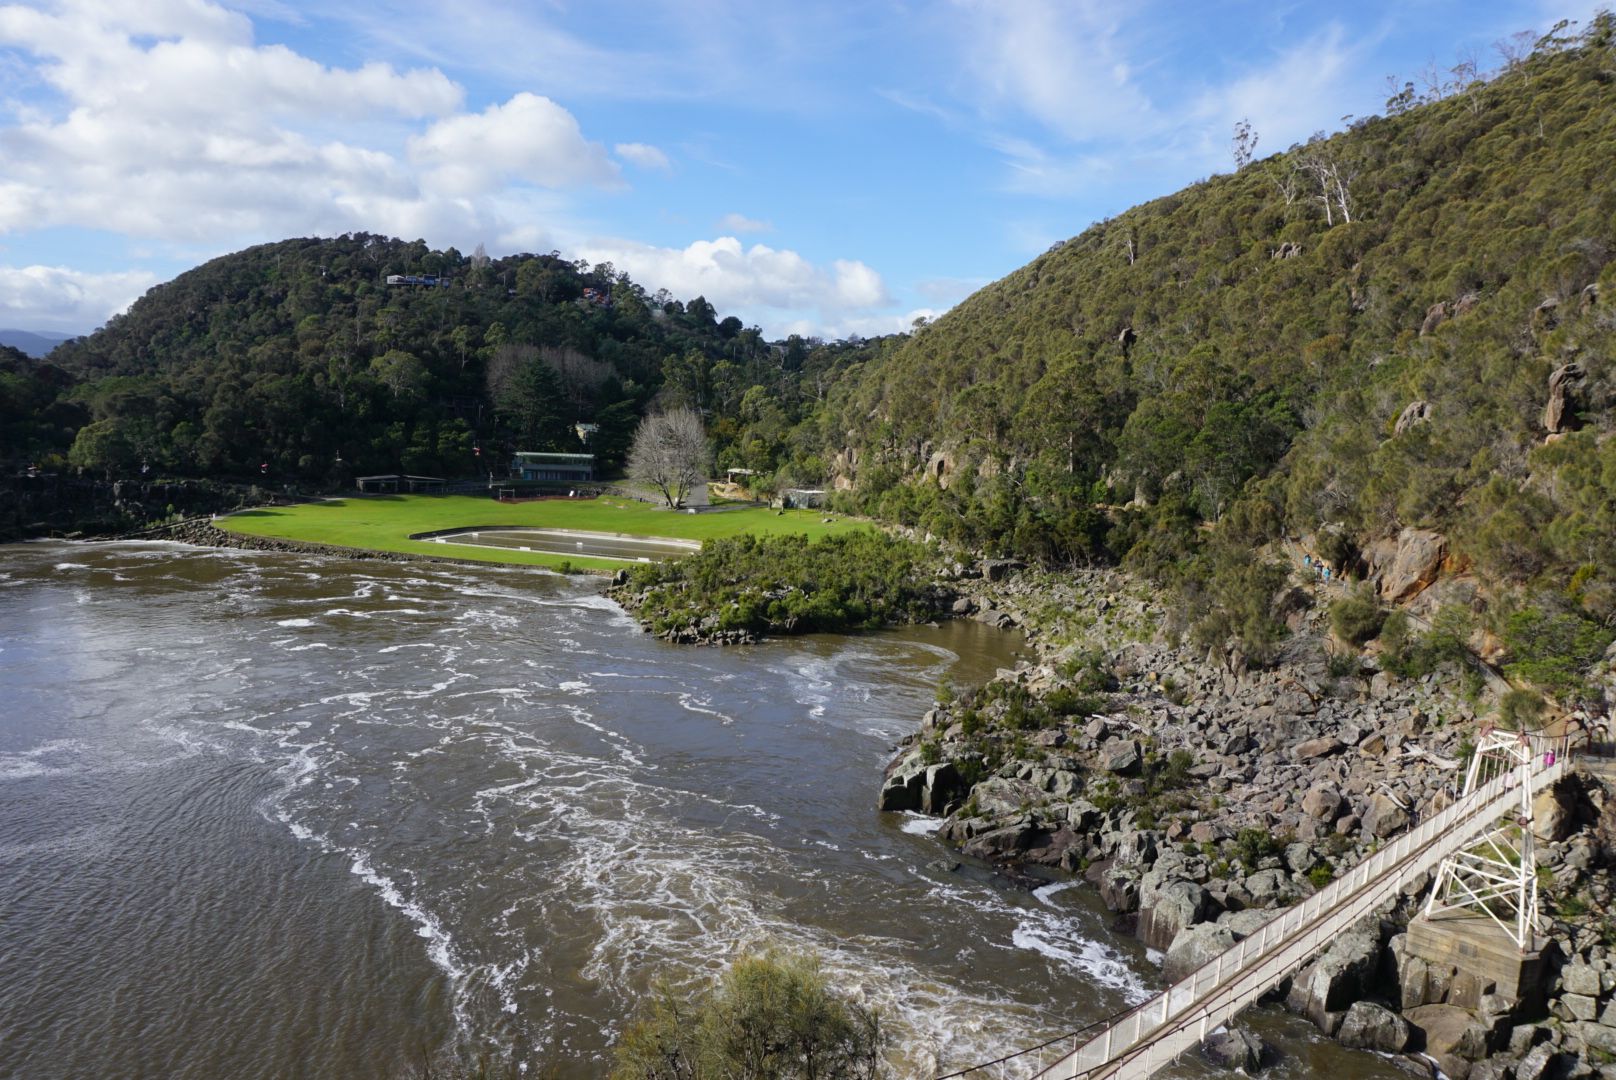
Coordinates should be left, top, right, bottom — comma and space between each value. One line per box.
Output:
27, 234, 879, 483
820, 20, 1616, 607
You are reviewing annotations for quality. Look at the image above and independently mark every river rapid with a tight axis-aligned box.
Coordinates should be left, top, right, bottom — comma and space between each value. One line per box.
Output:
0, 541, 1399, 1080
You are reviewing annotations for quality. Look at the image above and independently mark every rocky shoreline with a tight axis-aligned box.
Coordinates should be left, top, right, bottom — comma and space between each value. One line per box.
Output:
881, 561, 1616, 1079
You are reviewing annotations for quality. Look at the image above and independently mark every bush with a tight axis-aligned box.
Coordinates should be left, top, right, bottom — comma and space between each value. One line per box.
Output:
1496, 688, 1546, 731
1330, 587, 1386, 646
612, 951, 886, 1080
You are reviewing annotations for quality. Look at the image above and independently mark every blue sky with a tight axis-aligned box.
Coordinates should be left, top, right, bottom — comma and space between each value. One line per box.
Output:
0, 0, 1599, 338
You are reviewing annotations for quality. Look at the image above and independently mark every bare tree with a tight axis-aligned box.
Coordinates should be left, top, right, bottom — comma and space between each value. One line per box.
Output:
470, 242, 491, 270
1298, 149, 1359, 226
484, 343, 539, 401
1265, 159, 1303, 206
628, 409, 711, 508
1230, 118, 1259, 171
1495, 30, 1536, 78
540, 345, 614, 416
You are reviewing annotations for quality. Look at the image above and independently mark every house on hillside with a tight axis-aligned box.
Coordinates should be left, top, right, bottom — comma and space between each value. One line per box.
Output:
512, 452, 594, 483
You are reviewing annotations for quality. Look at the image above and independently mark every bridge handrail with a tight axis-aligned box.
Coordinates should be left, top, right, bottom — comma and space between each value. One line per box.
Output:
1023, 741, 1569, 1080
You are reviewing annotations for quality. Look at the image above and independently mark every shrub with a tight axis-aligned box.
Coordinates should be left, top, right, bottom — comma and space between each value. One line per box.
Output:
1330, 586, 1386, 646
1497, 688, 1546, 731
1306, 865, 1334, 889
612, 951, 887, 1080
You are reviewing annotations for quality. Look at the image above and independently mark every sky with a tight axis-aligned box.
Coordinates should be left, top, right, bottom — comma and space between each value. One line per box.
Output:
0, 0, 1601, 340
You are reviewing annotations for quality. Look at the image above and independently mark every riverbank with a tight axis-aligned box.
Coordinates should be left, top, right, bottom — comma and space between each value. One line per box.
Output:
882, 560, 1616, 1078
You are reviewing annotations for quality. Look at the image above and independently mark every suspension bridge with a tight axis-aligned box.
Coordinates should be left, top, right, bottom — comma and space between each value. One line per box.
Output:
944, 726, 1585, 1080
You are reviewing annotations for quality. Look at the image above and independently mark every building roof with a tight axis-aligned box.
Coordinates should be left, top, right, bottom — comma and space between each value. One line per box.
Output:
513, 452, 594, 463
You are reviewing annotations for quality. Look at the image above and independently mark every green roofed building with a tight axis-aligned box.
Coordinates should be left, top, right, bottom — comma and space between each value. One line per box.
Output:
512, 452, 594, 482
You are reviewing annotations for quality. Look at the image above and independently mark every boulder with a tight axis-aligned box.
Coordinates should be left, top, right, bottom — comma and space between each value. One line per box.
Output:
1338, 1001, 1412, 1053
1201, 1026, 1265, 1071
878, 767, 925, 811
1139, 878, 1218, 951
1466, 1059, 1516, 1080
920, 762, 963, 815
960, 824, 1034, 860
1302, 786, 1344, 821
1163, 923, 1236, 983
1287, 925, 1381, 1030
1294, 737, 1345, 760
1395, 400, 1433, 436
1531, 786, 1574, 842
1563, 960, 1602, 997
969, 777, 1045, 818
1364, 792, 1410, 838
1101, 739, 1141, 774
1100, 867, 1140, 913
1515, 1044, 1562, 1080
1244, 869, 1292, 907
1217, 909, 1274, 941
1284, 842, 1316, 874
1405, 1004, 1491, 1060
1373, 528, 1448, 603
1543, 362, 1585, 433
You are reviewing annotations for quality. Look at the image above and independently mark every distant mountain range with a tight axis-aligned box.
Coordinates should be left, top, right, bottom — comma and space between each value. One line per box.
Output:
0, 329, 72, 358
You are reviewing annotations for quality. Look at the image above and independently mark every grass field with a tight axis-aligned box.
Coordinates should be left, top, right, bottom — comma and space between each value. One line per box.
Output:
220, 494, 868, 569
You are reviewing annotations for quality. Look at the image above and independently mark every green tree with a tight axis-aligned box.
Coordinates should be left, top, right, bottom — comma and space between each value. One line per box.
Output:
612, 951, 886, 1080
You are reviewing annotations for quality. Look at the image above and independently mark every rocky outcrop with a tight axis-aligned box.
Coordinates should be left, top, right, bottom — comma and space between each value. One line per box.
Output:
1201, 1026, 1266, 1070
1286, 921, 1381, 1033
1338, 1001, 1411, 1053
1394, 400, 1432, 436
1366, 528, 1448, 602
1542, 362, 1585, 433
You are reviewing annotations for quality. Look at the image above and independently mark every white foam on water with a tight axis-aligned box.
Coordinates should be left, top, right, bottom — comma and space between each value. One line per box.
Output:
675, 692, 736, 725
557, 680, 592, 693
54, 562, 88, 570
900, 814, 946, 835
276, 618, 315, 627
1033, 880, 1079, 905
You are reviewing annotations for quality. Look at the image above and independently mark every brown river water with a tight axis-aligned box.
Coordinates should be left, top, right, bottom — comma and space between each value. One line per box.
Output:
0, 541, 1406, 1079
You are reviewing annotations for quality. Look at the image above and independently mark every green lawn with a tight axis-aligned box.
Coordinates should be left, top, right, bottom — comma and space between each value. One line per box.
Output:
220, 494, 867, 569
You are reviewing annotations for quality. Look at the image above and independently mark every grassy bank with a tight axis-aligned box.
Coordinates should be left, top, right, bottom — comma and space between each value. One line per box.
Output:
219, 494, 868, 569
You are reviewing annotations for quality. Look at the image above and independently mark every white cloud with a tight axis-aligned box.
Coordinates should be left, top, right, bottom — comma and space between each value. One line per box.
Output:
0, 1, 619, 244
578, 235, 893, 337
715, 213, 773, 234
0, 264, 159, 333
615, 142, 671, 170
409, 92, 620, 195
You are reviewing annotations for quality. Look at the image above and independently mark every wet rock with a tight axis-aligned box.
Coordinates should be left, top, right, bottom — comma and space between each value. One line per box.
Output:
878, 766, 925, 811
960, 824, 1034, 860
921, 762, 964, 815
1201, 1026, 1266, 1071
1339, 1001, 1412, 1053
